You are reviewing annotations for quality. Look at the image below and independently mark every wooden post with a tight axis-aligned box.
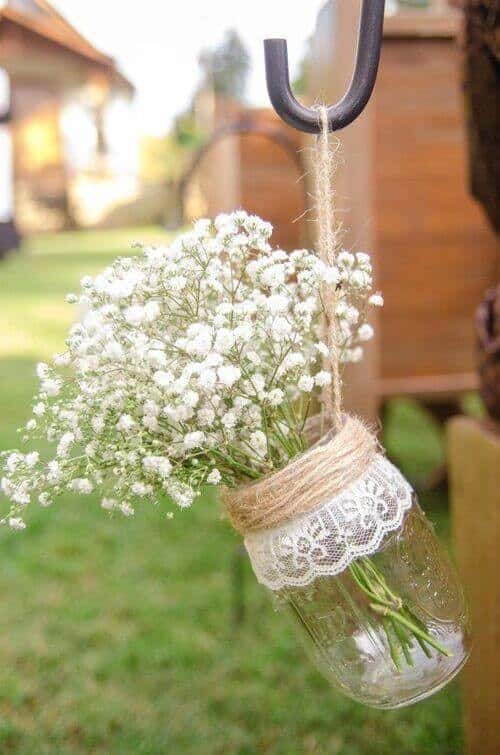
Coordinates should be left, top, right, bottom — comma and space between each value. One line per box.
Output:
447, 416, 500, 755
0, 66, 19, 256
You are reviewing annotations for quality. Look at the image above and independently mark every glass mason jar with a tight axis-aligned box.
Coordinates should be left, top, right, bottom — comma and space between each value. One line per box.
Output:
273, 499, 470, 709
242, 450, 471, 709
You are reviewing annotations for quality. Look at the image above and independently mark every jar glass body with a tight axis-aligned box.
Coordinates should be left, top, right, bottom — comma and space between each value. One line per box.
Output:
274, 498, 470, 709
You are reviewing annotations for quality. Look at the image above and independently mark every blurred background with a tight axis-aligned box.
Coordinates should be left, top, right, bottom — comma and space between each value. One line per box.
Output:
0, 1, 498, 753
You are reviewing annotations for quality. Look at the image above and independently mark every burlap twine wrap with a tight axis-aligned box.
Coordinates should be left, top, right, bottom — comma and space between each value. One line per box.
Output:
222, 414, 378, 535
222, 108, 378, 537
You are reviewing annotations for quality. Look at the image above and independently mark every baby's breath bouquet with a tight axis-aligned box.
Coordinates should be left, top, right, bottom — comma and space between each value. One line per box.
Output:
1, 211, 378, 525
1, 211, 470, 708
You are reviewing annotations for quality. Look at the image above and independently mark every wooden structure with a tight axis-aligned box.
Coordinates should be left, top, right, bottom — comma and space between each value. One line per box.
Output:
310, 0, 499, 419
182, 100, 307, 251
185, 2, 498, 420
0, 0, 136, 234
448, 416, 500, 755
0, 63, 18, 255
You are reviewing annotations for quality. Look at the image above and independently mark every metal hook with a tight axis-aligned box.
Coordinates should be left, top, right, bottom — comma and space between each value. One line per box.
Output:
264, 0, 385, 134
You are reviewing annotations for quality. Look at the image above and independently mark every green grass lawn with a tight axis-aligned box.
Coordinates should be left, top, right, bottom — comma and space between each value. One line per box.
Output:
0, 229, 462, 754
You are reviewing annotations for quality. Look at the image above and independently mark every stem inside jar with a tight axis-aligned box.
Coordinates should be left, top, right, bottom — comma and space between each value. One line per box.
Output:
349, 557, 452, 671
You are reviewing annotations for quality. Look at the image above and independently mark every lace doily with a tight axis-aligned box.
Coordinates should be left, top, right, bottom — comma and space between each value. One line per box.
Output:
244, 454, 414, 591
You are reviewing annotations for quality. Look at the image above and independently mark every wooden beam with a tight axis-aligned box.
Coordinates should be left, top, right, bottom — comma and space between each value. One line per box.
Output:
379, 372, 478, 400
448, 416, 500, 755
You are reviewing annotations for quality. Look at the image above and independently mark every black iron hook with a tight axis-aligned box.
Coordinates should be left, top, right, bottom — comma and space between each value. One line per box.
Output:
264, 0, 385, 134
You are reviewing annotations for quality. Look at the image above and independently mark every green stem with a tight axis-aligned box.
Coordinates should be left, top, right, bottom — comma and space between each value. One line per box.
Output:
350, 557, 452, 670
369, 603, 452, 658
390, 617, 414, 667
382, 617, 403, 672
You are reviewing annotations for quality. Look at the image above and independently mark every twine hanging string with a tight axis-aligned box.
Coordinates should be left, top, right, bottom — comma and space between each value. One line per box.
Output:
314, 106, 343, 432
221, 108, 378, 536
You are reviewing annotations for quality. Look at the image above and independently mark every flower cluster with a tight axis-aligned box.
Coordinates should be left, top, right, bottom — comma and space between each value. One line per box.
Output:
1, 211, 382, 527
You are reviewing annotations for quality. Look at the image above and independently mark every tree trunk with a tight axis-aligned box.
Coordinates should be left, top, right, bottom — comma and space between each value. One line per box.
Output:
460, 0, 500, 231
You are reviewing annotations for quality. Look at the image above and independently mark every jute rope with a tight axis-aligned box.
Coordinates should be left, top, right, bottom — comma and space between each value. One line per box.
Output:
223, 415, 377, 534
315, 107, 343, 432
221, 107, 377, 535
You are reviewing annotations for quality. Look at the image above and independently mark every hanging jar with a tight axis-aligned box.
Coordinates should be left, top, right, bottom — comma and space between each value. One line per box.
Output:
227, 419, 471, 710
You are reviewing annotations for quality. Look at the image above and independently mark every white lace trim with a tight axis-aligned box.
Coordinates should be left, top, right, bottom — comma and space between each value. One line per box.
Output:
244, 454, 414, 591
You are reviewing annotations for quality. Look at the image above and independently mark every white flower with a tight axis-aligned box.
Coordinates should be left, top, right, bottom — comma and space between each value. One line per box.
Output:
315, 342, 329, 357
1, 477, 13, 496
280, 353, 305, 373
24, 452, 39, 468
358, 323, 374, 341
298, 375, 314, 392
266, 388, 284, 407
221, 411, 238, 429
91, 415, 105, 434
204, 352, 223, 368
369, 292, 384, 307
123, 305, 146, 325
41, 378, 61, 397
271, 317, 292, 340
116, 414, 135, 433
131, 482, 151, 497
57, 432, 75, 457
315, 370, 332, 387
356, 252, 371, 268
101, 497, 117, 511
250, 430, 267, 457
143, 456, 172, 478
322, 265, 340, 285
261, 263, 285, 288
9, 517, 26, 531
169, 275, 187, 292
11, 485, 30, 505
183, 431, 205, 450
266, 294, 288, 313
234, 323, 253, 343
153, 370, 174, 389
337, 251, 355, 268
36, 362, 50, 379
142, 414, 159, 432
350, 270, 371, 289
206, 469, 221, 485
33, 402, 46, 417
103, 341, 124, 360
39, 492, 51, 507
197, 405, 215, 426
53, 352, 71, 367
345, 306, 359, 325
214, 328, 235, 354
119, 502, 134, 517
246, 351, 261, 366
143, 400, 160, 417
183, 390, 200, 408
198, 369, 217, 391
147, 349, 167, 368
70, 478, 93, 494
218, 365, 241, 388
349, 346, 363, 363
6, 453, 22, 473
144, 301, 161, 322
47, 460, 61, 481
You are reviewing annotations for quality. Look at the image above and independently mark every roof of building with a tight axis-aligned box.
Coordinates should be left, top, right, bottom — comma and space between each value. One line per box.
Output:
0, 0, 132, 90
